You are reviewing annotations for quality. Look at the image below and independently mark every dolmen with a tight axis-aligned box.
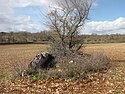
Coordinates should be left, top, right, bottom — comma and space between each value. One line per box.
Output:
27, 52, 55, 74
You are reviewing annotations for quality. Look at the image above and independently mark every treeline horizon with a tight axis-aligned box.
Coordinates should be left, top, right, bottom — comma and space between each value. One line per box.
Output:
1, 31, 125, 44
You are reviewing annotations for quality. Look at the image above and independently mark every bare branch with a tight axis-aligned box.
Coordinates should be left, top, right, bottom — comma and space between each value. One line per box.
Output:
47, 0, 93, 54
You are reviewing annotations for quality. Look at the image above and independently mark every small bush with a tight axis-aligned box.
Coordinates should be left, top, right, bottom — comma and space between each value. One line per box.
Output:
86, 52, 110, 72
38, 52, 110, 79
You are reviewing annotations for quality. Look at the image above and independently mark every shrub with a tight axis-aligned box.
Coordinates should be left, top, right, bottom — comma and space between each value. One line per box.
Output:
86, 52, 110, 72
40, 52, 110, 79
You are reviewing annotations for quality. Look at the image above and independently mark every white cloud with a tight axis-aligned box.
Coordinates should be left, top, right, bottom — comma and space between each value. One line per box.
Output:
0, 0, 50, 32
8, 0, 57, 7
0, 14, 43, 32
83, 17, 125, 34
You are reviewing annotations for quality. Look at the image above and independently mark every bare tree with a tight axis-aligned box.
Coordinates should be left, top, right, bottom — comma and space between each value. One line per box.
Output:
47, 0, 93, 55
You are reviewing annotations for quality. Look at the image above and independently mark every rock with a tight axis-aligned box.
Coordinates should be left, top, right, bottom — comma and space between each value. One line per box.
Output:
27, 52, 55, 74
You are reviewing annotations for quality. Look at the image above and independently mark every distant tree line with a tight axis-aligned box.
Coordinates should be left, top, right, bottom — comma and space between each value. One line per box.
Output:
0, 31, 125, 44
82, 34, 125, 44
0, 31, 51, 44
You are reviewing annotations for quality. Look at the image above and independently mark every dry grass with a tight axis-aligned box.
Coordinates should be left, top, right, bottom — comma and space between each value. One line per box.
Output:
1, 43, 125, 66
0, 44, 49, 81
84, 43, 125, 61
0, 44, 49, 63
1, 43, 125, 93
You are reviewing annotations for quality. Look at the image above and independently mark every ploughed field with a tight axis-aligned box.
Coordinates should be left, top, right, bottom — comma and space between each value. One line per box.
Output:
0, 43, 125, 93
84, 43, 125, 62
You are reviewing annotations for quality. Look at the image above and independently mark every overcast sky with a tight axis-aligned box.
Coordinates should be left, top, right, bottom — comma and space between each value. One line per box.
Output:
0, 0, 125, 34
